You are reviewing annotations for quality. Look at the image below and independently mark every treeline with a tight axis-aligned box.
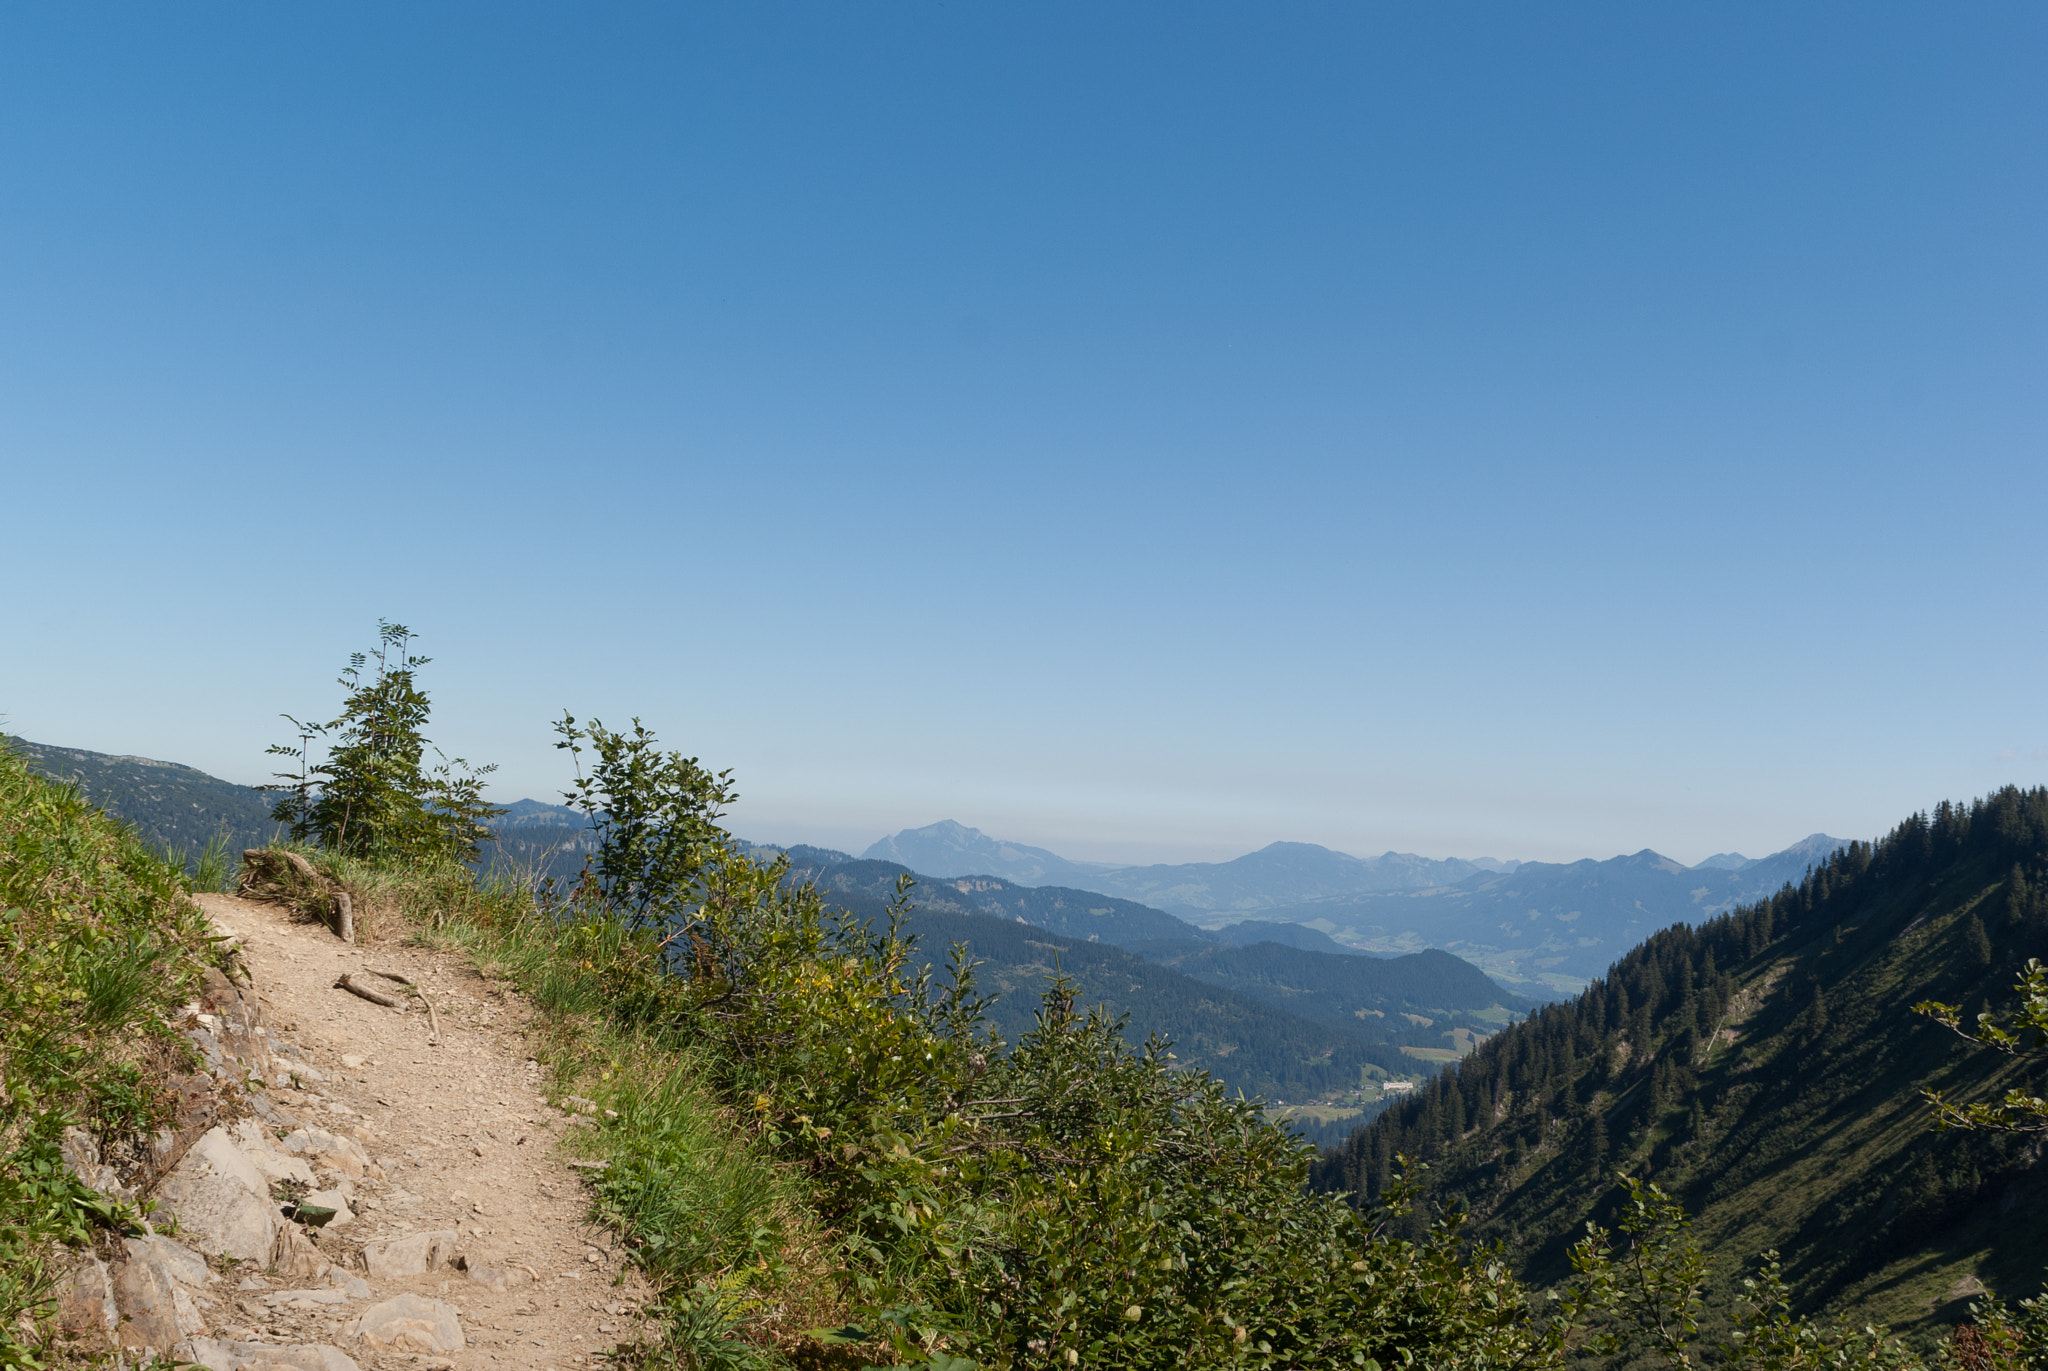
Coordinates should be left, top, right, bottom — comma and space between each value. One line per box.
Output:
1313, 786, 2048, 1329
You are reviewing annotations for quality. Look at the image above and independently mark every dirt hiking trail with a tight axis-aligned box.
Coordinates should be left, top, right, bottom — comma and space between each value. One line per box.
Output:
166, 889, 656, 1369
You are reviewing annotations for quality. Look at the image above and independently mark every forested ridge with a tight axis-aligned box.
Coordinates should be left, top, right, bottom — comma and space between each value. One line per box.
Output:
1315, 785, 2048, 1337
788, 870, 1519, 1104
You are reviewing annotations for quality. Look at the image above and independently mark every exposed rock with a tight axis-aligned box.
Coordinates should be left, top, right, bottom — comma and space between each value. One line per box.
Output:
51, 1256, 118, 1339
301, 1187, 353, 1227
276, 1126, 375, 1178
265, 1287, 349, 1306
60, 1125, 137, 1202
348, 1293, 465, 1353
113, 1248, 207, 1354
271, 1223, 333, 1282
177, 1335, 362, 1371
154, 1126, 280, 1261
459, 1259, 533, 1294
229, 1121, 320, 1189
197, 965, 281, 1083
124, 1234, 216, 1289
323, 1273, 372, 1299
359, 1229, 459, 1280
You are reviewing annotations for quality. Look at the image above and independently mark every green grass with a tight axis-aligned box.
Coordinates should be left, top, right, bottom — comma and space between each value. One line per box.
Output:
0, 741, 217, 1365
359, 862, 846, 1361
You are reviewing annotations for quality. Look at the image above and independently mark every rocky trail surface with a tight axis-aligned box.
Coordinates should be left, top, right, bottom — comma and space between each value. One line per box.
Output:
55, 888, 655, 1370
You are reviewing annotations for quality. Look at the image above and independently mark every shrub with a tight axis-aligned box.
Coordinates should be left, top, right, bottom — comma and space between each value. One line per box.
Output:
265, 621, 501, 864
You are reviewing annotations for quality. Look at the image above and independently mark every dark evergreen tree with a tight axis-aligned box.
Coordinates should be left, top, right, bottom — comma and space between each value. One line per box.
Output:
1965, 911, 1993, 972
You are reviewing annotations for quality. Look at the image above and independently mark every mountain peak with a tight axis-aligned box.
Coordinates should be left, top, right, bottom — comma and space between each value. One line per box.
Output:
861, 821, 1113, 886
1692, 852, 1750, 870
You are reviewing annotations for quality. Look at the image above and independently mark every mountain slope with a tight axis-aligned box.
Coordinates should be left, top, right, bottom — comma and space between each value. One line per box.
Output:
1071, 841, 1508, 913
785, 875, 1410, 1101
1312, 789, 2048, 1339
862, 820, 1118, 886
1210, 920, 1369, 954
790, 855, 1208, 947
1135, 940, 1529, 1036
782, 858, 1524, 1106
4, 734, 279, 856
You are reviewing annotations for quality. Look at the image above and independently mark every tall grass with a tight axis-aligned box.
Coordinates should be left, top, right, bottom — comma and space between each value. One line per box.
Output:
0, 744, 212, 1364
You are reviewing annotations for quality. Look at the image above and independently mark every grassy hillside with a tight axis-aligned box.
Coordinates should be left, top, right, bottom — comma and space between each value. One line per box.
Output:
0, 741, 219, 1363
1314, 787, 2048, 1341
7, 734, 279, 859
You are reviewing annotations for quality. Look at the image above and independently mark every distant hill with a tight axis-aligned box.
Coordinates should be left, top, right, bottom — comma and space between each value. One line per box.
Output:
861, 820, 1120, 886
859, 823, 1521, 913
1136, 940, 1529, 1036
1315, 790, 2047, 1340
3, 736, 280, 859
1067, 840, 1516, 914
1260, 835, 1852, 992
1210, 920, 1369, 955
785, 855, 1207, 947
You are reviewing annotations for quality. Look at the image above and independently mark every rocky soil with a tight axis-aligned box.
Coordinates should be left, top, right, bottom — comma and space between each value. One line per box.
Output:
51, 889, 655, 1370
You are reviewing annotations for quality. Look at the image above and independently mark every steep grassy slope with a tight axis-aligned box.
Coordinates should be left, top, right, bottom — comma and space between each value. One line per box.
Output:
1314, 788, 2048, 1341
0, 741, 218, 1362
7, 735, 279, 857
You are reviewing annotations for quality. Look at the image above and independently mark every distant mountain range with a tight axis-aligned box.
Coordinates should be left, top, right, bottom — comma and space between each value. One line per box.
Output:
1072, 841, 1520, 912
858, 821, 1850, 992
12, 729, 1847, 998
863, 822, 1516, 906
1266, 836, 1848, 990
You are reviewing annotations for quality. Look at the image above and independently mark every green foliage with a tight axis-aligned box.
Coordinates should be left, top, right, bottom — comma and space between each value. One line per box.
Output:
0, 740, 208, 1363
1915, 958, 2048, 1133
553, 712, 737, 925
267, 621, 502, 863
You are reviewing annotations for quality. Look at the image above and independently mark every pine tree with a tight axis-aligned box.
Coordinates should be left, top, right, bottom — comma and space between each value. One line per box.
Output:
1581, 1107, 1608, 1170
1966, 911, 1993, 972
1802, 983, 1829, 1043
2004, 865, 2033, 935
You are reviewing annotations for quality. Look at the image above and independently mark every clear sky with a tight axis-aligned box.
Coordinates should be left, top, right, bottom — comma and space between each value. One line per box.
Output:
2, 4, 2044, 867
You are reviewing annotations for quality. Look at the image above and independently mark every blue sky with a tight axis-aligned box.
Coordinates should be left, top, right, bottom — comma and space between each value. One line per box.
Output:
2, 4, 2044, 865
